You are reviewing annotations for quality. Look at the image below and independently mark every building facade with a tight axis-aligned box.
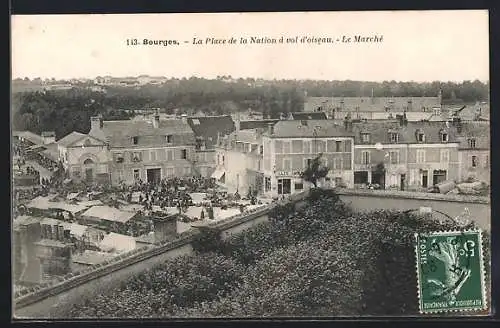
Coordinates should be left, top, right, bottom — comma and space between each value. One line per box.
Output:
214, 129, 264, 194
88, 115, 196, 185
261, 120, 355, 197
187, 115, 235, 178
351, 117, 462, 191
57, 132, 111, 184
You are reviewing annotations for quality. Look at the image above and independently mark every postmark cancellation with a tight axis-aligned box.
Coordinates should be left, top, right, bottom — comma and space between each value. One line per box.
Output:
415, 230, 487, 314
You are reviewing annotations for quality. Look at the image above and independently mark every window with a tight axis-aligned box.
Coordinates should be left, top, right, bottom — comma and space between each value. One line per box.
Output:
133, 169, 140, 180
440, 150, 450, 163
275, 140, 283, 153
259, 145, 263, 155
335, 141, 342, 152
222, 155, 225, 165
181, 149, 187, 160
294, 182, 303, 191
417, 132, 425, 142
265, 177, 271, 192
166, 167, 175, 177
441, 132, 448, 143
167, 150, 173, 161
361, 133, 371, 143
389, 151, 399, 164
283, 141, 291, 154
292, 140, 303, 153
334, 157, 342, 169
484, 155, 489, 168
283, 158, 291, 171
304, 141, 312, 154
416, 149, 426, 163
192, 119, 200, 125
305, 158, 313, 168
344, 140, 352, 152
166, 135, 173, 143
471, 155, 478, 168
389, 132, 399, 143
361, 151, 370, 164
468, 138, 476, 148
132, 136, 138, 145
316, 140, 326, 153
131, 152, 141, 162
150, 150, 157, 162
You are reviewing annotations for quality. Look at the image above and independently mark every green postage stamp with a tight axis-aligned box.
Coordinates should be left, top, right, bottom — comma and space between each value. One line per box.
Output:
415, 230, 487, 313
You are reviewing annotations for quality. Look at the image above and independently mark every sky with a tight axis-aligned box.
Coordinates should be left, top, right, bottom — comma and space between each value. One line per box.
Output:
11, 10, 489, 82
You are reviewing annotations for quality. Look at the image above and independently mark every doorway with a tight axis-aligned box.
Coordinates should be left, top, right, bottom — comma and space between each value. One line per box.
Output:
85, 168, 93, 183
147, 168, 162, 185
277, 178, 291, 195
421, 170, 428, 188
371, 171, 386, 189
400, 174, 406, 191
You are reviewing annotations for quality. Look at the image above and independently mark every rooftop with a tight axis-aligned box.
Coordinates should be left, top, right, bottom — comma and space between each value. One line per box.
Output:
57, 132, 87, 147
99, 232, 137, 253
89, 118, 195, 148
187, 115, 235, 149
269, 120, 354, 138
291, 112, 328, 120
304, 96, 441, 113
82, 205, 137, 224
240, 119, 279, 130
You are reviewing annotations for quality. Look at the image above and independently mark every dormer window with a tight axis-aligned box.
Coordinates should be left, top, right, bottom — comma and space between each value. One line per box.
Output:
440, 130, 449, 143
416, 130, 425, 143
389, 132, 399, 143
361, 133, 371, 143
132, 136, 138, 145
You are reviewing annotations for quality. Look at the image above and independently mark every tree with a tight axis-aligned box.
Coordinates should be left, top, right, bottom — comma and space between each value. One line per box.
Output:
301, 154, 329, 188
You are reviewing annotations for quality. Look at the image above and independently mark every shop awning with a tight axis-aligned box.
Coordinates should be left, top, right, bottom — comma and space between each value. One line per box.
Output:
211, 169, 225, 180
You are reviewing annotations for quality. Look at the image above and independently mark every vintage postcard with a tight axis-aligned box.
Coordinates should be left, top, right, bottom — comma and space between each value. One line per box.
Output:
11, 10, 491, 319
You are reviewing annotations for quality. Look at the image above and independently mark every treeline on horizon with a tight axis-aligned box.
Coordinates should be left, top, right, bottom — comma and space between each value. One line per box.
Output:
12, 78, 489, 139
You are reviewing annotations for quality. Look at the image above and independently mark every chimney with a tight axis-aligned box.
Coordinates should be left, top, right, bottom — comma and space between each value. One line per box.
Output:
343, 113, 353, 132
90, 116, 103, 130
181, 114, 187, 124
235, 118, 240, 132
267, 123, 274, 135
153, 110, 160, 128
398, 111, 408, 127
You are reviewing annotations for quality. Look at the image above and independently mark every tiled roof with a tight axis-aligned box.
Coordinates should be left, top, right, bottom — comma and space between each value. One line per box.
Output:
229, 129, 263, 144
13, 131, 44, 145
89, 119, 195, 148
349, 120, 486, 145
291, 112, 327, 120
57, 132, 87, 147
240, 119, 279, 130
304, 96, 441, 113
456, 122, 490, 149
187, 115, 235, 149
269, 120, 354, 138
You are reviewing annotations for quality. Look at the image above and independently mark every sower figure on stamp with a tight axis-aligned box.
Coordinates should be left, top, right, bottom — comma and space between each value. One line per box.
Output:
427, 237, 472, 302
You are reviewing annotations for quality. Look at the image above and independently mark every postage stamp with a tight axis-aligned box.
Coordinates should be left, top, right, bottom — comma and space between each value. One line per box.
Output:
415, 230, 486, 314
